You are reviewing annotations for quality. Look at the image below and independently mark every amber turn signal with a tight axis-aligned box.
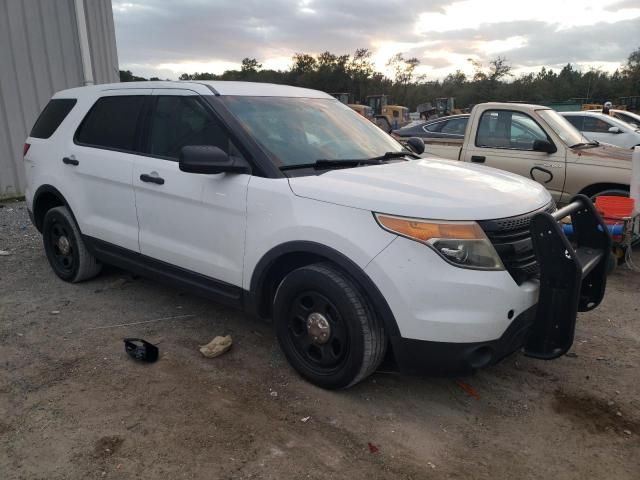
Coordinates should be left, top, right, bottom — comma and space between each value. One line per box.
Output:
375, 214, 486, 242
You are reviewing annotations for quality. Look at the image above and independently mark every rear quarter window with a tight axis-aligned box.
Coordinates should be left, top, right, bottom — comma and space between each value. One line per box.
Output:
30, 99, 77, 139
75, 96, 145, 152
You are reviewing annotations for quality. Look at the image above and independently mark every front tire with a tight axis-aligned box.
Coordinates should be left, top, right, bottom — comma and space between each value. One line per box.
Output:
273, 263, 386, 389
42, 206, 102, 283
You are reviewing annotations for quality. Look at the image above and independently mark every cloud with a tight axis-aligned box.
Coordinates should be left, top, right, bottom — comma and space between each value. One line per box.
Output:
112, 0, 640, 80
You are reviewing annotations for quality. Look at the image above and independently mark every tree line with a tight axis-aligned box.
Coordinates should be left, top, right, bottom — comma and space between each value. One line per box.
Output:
120, 46, 640, 110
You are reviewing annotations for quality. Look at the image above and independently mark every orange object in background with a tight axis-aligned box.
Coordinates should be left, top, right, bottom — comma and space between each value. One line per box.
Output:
595, 196, 635, 220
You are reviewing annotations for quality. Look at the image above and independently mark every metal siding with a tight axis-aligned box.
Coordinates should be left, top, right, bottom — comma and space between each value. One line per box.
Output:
0, 0, 118, 198
84, 0, 119, 86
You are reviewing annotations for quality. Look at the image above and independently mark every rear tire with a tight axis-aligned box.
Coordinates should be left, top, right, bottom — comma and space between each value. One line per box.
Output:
42, 206, 102, 283
273, 263, 386, 389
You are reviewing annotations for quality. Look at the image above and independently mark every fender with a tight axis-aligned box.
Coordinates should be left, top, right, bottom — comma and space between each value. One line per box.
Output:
248, 240, 401, 338
32, 184, 76, 232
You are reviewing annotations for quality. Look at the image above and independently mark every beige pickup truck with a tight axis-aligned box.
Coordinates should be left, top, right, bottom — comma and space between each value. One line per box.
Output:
421, 102, 632, 204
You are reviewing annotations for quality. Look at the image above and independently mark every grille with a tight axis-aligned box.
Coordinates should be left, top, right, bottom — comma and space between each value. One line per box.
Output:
478, 202, 556, 285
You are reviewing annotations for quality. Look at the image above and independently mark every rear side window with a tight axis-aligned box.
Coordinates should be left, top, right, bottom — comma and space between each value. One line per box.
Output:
424, 121, 444, 133
75, 96, 145, 151
441, 118, 468, 135
30, 99, 77, 139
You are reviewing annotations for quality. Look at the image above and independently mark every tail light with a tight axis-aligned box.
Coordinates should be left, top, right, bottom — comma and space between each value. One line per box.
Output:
23, 143, 31, 157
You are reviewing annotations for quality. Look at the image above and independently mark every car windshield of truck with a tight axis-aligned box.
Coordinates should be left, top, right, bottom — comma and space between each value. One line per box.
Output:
220, 96, 404, 168
537, 109, 589, 147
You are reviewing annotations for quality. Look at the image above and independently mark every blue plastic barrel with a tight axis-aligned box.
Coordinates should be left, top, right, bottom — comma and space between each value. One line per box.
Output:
562, 223, 624, 235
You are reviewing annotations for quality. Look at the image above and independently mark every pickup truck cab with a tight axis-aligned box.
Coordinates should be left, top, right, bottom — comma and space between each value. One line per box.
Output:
423, 102, 632, 204
24, 83, 610, 389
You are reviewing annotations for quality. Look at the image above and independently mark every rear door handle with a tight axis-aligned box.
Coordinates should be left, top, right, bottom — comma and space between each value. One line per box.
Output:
471, 155, 486, 163
139, 173, 165, 185
62, 157, 79, 166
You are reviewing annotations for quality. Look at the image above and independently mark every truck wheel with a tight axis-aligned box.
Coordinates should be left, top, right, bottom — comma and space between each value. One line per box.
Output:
42, 206, 102, 283
273, 263, 386, 389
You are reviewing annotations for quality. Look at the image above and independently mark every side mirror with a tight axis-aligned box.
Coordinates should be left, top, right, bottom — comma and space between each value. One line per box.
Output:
179, 145, 250, 174
608, 126, 622, 134
532, 139, 557, 154
406, 137, 425, 155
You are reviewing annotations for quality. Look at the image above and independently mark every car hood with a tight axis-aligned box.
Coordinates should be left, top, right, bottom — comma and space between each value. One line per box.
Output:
288, 157, 551, 220
570, 143, 633, 164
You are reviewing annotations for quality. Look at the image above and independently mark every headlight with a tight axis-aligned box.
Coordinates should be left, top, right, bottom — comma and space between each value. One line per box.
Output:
374, 213, 504, 270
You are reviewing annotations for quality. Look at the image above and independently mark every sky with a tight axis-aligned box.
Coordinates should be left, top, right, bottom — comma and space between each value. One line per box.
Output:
112, 0, 640, 81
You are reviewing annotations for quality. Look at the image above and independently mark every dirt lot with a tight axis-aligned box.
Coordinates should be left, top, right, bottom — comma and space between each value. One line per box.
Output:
1, 199, 639, 479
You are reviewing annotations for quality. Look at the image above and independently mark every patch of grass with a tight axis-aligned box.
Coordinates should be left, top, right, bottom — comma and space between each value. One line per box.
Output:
0, 195, 25, 204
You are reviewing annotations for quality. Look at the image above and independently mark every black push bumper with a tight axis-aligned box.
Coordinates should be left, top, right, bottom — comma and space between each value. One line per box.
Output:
524, 194, 611, 359
389, 195, 611, 375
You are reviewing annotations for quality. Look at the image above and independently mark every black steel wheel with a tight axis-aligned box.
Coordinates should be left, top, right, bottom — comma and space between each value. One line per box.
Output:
287, 290, 350, 374
273, 263, 386, 389
46, 216, 76, 276
42, 206, 102, 283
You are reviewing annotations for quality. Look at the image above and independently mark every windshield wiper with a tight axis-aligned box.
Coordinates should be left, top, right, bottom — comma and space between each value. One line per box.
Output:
373, 150, 421, 160
570, 140, 599, 148
280, 151, 418, 171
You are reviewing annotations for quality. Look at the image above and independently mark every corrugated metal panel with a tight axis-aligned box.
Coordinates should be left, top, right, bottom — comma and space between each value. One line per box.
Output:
84, 0, 119, 85
0, 0, 118, 198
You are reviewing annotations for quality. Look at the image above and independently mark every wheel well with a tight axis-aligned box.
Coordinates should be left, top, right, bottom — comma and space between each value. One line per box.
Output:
255, 251, 326, 318
578, 183, 629, 199
250, 241, 401, 339
33, 190, 65, 232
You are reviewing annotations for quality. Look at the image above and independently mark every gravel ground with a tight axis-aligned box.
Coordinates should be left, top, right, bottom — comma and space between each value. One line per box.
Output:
1, 199, 639, 479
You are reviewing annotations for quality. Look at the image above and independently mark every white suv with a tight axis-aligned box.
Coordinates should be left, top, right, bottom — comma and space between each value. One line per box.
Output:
24, 81, 611, 389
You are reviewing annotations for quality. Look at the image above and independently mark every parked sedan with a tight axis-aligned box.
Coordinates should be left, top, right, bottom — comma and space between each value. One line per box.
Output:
587, 109, 640, 129
561, 111, 640, 149
392, 114, 469, 140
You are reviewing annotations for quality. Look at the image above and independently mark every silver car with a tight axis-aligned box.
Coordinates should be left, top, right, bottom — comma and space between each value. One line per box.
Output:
587, 109, 640, 129
561, 111, 640, 149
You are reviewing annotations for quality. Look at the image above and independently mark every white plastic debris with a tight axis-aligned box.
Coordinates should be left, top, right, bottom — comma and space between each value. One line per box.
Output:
199, 335, 232, 358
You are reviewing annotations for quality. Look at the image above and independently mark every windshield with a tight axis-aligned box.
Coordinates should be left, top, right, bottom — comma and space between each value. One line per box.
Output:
537, 109, 589, 146
220, 96, 404, 167
615, 111, 640, 129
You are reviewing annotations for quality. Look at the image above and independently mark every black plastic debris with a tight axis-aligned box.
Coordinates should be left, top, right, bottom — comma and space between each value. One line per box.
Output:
124, 338, 159, 363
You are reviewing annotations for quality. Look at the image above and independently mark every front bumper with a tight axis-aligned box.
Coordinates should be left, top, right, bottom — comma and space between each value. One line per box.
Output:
390, 304, 537, 375
367, 195, 611, 374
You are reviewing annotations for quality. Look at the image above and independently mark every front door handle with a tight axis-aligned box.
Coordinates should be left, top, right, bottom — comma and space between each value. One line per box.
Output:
62, 157, 79, 166
139, 173, 165, 185
471, 155, 486, 163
